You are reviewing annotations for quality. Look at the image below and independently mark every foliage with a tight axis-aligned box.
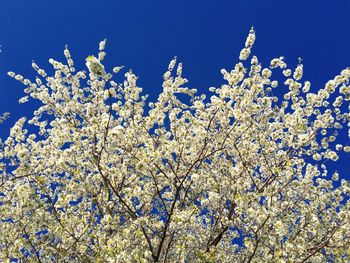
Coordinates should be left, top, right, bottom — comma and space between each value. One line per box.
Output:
1, 29, 350, 262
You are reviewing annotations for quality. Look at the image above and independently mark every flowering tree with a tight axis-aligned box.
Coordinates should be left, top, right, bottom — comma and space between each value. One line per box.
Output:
1, 29, 350, 262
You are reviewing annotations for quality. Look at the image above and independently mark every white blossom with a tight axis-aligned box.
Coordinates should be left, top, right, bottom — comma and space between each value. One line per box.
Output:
85, 55, 106, 76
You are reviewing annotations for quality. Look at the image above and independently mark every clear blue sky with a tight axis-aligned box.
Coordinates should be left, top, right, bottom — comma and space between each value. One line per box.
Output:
0, 0, 349, 178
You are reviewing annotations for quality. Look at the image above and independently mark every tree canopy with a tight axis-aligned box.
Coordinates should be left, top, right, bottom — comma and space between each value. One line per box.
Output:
1, 30, 350, 262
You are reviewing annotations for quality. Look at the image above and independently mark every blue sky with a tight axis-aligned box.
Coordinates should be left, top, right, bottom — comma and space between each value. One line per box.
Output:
0, 0, 350, 178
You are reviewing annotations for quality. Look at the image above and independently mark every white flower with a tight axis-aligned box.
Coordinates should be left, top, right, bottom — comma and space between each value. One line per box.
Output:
18, 96, 29, 104
293, 64, 303, 80
99, 38, 107, 51
302, 81, 311, 93
85, 55, 106, 77
239, 48, 251, 61
332, 172, 339, 181
283, 69, 292, 77
245, 27, 256, 48
271, 80, 278, 88
262, 68, 272, 78
113, 66, 124, 73
336, 144, 343, 151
